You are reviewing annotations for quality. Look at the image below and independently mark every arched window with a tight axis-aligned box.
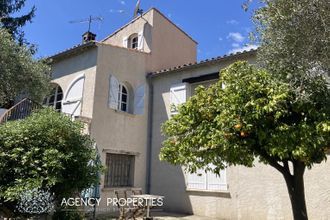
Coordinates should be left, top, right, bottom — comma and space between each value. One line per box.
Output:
118, 84, 128, 112
129, 33, 138, 49
109, 75, 134, 113
43, 85, 63, 111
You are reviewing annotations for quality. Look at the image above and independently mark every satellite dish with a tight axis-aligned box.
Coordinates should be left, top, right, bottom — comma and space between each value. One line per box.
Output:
133, 0, 143, 18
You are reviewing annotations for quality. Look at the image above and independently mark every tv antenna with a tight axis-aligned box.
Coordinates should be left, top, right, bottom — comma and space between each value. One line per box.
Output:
133, 0, 143, 18
69, 15, 103, 32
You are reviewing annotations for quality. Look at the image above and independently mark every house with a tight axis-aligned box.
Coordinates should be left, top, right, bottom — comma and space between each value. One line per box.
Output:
147, 52, 330, 219
47, 7, 196, 214
4, 7, 329, 220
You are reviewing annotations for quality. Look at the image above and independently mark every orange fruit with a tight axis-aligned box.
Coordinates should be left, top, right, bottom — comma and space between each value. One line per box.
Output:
234, 124, 242, 130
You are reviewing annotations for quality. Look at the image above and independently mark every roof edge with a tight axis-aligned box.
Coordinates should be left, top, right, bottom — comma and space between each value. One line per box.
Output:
101, 8, 197, 44
97, 42, 151, 55
101, 8, 154, 42
152, 8, 197, 44
147, 49, 257, 78
48, 41, 97, 62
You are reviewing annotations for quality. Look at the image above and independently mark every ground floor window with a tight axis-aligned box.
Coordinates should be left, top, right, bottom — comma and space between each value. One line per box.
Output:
186, 165, 227, 191
104, 153, 135, 187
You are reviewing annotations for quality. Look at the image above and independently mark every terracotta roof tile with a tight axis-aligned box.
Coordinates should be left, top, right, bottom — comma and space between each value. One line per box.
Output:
147, 49, 257, 78
48, 41, 97, 61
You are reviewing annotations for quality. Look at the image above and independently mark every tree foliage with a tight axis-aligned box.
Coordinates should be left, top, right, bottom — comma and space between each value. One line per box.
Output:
161, 0, 329, 219
0, 29, 50, 108
0, 108, 102, 215
0, 0, 35, 43
161, 62, 330, 173
253, 0, 330, 100
160, 62, 329, 219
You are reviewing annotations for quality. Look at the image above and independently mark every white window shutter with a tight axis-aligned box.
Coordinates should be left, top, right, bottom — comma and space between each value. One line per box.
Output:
133, 84, 145, 115
170, 83, 188, 115
123, 37, 129, 48
109, 75, 119, 110
186, 169, 206, 190
62, 74, 85, 117
207, 166, 227, 191
62, 101, 82, 118
138, 31, 144, 50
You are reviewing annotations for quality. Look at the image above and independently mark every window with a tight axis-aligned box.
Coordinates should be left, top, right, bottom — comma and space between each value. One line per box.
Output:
109, 75, 134, 113
186, 165, 227, 191
128, 34, 138, 49
131, 36, 138, 49
118, 84, 128, 112
104, 154, 135, 188
43, 85, 63, 111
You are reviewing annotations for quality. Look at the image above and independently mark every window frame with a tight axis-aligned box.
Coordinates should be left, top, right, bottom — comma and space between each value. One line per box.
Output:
118, 83, 129, 112
104, 153, 135, 188
43, 85, 63, 111
129, 34, 139, 49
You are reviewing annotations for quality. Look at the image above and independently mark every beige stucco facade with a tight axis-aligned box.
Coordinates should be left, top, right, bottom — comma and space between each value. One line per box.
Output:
103, 8, 197, 72
49, 7, 197, 214
51, 47, 98, 119
91, 44, 150, 211
47, 7, 330, 220
149, 51, 330, 220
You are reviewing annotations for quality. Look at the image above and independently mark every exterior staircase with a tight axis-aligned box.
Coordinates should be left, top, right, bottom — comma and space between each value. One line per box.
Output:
0, 98, 41, 124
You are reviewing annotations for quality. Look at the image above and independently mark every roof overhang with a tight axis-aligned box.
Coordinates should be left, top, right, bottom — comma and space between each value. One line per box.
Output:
47, 41, 97, 63
147, 49, 257, 78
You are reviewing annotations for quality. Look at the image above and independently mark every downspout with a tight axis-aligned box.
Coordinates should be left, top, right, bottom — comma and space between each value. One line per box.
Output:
145, 74, 154, 194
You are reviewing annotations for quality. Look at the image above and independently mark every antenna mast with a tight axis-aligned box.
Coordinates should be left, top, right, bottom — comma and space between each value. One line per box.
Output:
133, 0, 143, 18
69, 15, 103, 33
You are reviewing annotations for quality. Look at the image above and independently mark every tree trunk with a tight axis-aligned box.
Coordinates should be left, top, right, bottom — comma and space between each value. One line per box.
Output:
282, 161, 308, 220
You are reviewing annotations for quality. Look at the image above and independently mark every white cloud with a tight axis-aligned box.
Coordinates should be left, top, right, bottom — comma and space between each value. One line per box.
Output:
227, 19, 239, 25
232, 43, 240, 48
228, 44, 259, 54
218, 37, 223, 41
110, 9, 125, 13
227, 32, 245, 43
120, 0, 126, 5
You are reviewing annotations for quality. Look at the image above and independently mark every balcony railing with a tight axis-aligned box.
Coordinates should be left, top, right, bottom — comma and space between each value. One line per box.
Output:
0, 98, 41, 124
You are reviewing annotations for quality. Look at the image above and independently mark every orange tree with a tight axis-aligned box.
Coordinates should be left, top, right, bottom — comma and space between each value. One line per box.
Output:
160, 62, 330, 220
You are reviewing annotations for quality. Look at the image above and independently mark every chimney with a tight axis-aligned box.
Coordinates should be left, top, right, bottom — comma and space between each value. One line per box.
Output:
82, 31, 96, 43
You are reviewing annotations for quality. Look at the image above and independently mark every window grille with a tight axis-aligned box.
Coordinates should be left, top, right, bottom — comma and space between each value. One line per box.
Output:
104, 153, 135, 187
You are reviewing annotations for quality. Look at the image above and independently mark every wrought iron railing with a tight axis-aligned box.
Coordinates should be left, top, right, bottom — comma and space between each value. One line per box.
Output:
0, 98, 41, 124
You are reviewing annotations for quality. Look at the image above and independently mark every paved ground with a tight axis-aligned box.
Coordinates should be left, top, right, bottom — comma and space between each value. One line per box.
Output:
151, 212, 219, 220
97, 211, 219, 220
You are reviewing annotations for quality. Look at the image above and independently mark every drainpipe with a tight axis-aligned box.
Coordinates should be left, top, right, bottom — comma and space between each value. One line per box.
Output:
145, 75, 154, 194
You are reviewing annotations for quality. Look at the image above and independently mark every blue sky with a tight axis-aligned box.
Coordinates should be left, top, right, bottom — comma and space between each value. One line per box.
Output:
22, 0, 260, 61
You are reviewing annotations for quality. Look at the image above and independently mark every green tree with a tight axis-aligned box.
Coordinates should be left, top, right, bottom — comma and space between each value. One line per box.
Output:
160, 62, 330, 220
0, 0, 35, 43
0, 108, 102, 217
0, 28, 50, 108
253, 0, 329, 100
